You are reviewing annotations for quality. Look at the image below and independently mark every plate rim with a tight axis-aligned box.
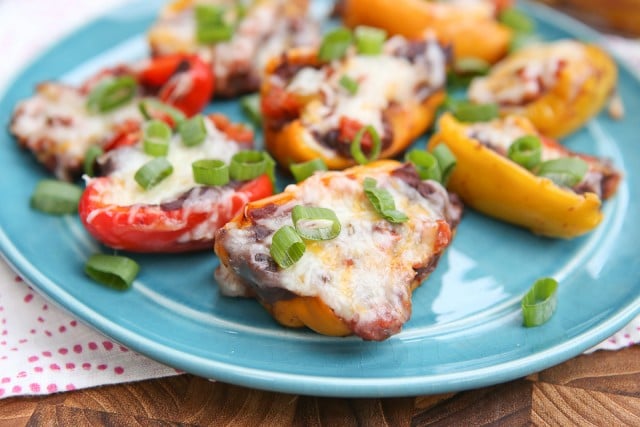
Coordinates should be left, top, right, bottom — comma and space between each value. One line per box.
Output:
1, 0, 639, 398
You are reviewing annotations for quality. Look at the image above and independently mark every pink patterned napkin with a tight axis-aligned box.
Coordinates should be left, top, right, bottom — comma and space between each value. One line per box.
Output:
0, 0, 639, 399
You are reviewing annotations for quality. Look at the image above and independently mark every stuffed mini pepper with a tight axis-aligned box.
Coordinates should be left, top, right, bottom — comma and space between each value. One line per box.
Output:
10, 54, 214, 181
79, 113, 273, 253
148, 0, 319, 97
261, 29, 449, 170
428, 112, 621, 238
341, 0, 513, 64
214, 160, 462, 340
468, 40, 617, 138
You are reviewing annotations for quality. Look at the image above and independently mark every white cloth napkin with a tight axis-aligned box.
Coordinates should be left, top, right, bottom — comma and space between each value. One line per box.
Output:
0, 0, 638, 399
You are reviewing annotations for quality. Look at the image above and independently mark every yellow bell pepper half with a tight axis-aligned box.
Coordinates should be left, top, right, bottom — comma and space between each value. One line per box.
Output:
427, 113, 621, 238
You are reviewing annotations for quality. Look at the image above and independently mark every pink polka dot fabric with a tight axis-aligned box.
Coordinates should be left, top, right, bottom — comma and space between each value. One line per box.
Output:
0, 260, 180, 399
0, 0, 638, 399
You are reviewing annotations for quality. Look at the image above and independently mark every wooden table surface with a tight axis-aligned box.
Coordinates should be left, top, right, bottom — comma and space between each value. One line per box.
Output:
1, 345, 638, 425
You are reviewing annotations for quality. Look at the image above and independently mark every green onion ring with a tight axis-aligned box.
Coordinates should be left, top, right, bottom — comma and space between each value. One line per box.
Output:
84, 254, 140, 291
192, 159, 230, 186
30, 180, 83, 215
405, 149, 442, 182
448, 98, 500, 123
499, 8, 536, 33
432, 144, 457, 185
83, 145, 104, 177
350, 125, 382, 165
339, 75, 359, 95
134, 157, 174, 190
354, 25, 387, 55
536, 157, 589, 188
270, 225, 306, 269
521, 277, 558, 327
291, 205, 341, 241
240, 93, 262, 126
318, 27, 353, 62
143, 120, 172, 157
508, 135, 542, 170
289, 158, 328, 182
86, 76, 137, 114
229, 150, 268, 181
179, 115, 207, 147
138, 99, 186, 126
363, 177, 408, 223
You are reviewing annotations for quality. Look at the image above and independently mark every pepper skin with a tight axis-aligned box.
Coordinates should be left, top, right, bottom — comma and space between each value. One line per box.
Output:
427, 113, 621, 238
261, 45, 446, 170
341, 0, 513, 64
214, 160, 461, 339
468, 40, 617, 138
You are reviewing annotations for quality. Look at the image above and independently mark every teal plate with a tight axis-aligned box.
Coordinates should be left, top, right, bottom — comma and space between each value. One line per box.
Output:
0, 0, 638, 398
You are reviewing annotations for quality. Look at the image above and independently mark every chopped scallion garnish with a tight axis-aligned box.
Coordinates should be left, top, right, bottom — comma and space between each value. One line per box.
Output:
363, 177, 408, 223
270, 225, 306, 268
192, 159, 230, 186
30, 180, 83, 215
405, 149, 441, 182
134, 157, 174, 190
143, 120, 172, 157
195, 4, 234, 44
354, 25, 386, 55
521, 277, 558, 327
85, 254, 139, 291
138, 99, 186, 126
229, 150, 269, 181
453, 57, 490, 75
339, 75, 359, 95
350, 125, 382, 165
240, 93, 262, 126
86, 76, 137, 114
536, 157, 589, 188
508, 135, 542, 170
291, 205, 341, 241
448, 99, 499, 123
318, 27, 353, 62
499, 8, 535, 33
432, 144, 457, 185
289, 158, 328, 182
179, 115, 207, 147
83, 145, 104, 177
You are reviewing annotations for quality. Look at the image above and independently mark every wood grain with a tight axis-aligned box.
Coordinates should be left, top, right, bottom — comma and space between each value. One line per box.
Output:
1, 346, 639, 426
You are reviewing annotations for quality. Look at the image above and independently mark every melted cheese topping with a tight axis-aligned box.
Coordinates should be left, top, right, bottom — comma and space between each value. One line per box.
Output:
287, 37, 446, 137
220, 166, 453, 337
95, 118, 241, 206
468, 40, 589, 107
10, 83, 142, 179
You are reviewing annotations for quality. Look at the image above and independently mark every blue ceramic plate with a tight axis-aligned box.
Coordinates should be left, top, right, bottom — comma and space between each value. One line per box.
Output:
0, 0, 638, 398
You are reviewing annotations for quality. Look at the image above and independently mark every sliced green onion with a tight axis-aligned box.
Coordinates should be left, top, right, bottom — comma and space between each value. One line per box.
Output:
291, 205, 341, 241
86, 76, 137, 114
499, 8, 535, 33
290, 158, 328, 182
318, 27, 353, 62
84, 254, 139, 291
134, 157, 174, 190
536, 157, 589, 188
138, 99, 186, 126
192, 159, 229, 186
143, 120, 172, 157
453, 57, 490, 75
363, 177, 408, 223
339, 75, 359, 95
240, 93, 262, 126
508, 135, 542, 170
262, 151, 277, 188
521, 277, 558, 327
350, 125, 382, 165
354, 25, 386, 55
195, 4, 234, 44
229, 150, 268, 181
405, 149, 441, 182
30, 180, 83, 215
447, 99, 499, 122
270, 225, 306, 268
83, 145, 104, 177
179, 115, 207, 147
432, 144, 457, 184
